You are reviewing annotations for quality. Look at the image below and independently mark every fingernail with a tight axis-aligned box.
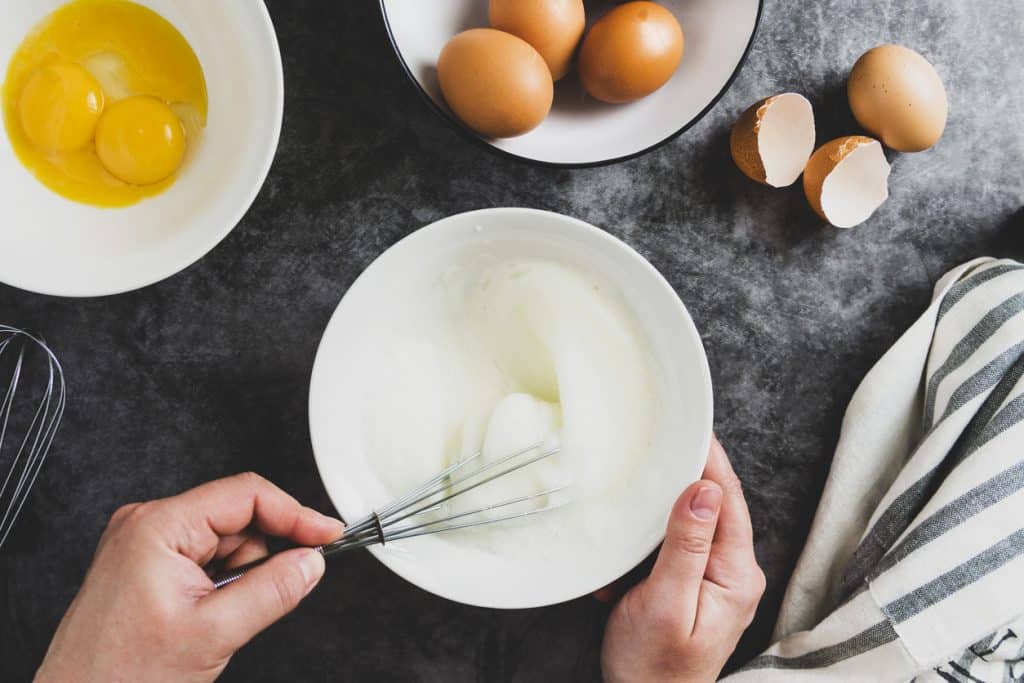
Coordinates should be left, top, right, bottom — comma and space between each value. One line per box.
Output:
690, 486, 722, 520
297, 549, 326, 594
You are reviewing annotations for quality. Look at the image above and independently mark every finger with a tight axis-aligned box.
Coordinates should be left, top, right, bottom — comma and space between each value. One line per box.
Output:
646, 480, 722, 632
214, 533, 252, 561
702, 437, 759, 589
162, 473, 344, 563
703, 436, 754, 548
200, 547, 325, 651
224, 536, 269, 570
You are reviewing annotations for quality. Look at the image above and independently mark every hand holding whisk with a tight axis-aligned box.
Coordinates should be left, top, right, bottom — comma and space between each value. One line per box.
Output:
213, 440, 568, 588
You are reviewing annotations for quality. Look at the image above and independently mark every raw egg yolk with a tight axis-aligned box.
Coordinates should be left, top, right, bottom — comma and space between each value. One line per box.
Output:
19, 62, 105, 152
95, 95, 186, 185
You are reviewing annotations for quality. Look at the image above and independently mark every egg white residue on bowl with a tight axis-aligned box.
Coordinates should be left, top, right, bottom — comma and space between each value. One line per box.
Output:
354, 254, 657, 552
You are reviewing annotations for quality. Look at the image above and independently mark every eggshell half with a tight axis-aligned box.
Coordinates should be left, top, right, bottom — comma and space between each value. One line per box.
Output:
803, 136, 891, 228
730, 93, 816, 188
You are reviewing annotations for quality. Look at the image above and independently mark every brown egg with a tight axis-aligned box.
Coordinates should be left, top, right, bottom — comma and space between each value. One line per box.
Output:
437, 28, 554, 139
848, 44, 948, 152
578, 1, 684, 104
489, 0, 585, 81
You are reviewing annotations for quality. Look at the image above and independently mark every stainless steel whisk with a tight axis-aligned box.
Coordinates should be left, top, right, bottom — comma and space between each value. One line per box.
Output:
214, 441, 567, 588
0, 325, 66, 550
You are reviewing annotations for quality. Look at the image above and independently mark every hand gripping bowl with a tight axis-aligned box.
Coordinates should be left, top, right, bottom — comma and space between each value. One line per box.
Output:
0, 0, 283, 297
309, 208, 713, 608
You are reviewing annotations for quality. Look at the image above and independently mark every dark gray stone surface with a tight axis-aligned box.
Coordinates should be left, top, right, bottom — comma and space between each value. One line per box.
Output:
1, 1, 1022, 680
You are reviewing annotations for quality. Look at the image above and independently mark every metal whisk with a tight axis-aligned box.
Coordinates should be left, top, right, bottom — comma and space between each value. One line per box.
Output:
214, 441, 567, 588
0, 325, 66, 550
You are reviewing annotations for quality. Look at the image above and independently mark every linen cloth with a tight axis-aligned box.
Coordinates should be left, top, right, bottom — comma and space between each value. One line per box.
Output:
725, 258, 1024, 681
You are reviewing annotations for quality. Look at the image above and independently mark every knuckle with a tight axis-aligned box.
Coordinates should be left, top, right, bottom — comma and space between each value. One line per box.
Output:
130, 501, 170, 531
737, 567, 767, 617
106, 504, 145, 539
111, 502, 141, 523
675, 529, 713, 556
110, 501, 160, 535
234, 471, 267, 488
753, 567, 768, 596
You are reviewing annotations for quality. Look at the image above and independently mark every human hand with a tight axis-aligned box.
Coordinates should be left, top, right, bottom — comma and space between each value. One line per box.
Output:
600, 436, 765, 682
35, 473, 344, 683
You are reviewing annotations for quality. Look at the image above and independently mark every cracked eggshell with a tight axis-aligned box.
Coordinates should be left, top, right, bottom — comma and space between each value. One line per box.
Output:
803, 136, 891, 229
730, 93, 816, 188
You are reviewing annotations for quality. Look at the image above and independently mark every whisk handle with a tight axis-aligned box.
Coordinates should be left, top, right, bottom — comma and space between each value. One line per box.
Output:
211, 538, 367, 589
211, 546, 325, 590
211, 556, 271, 589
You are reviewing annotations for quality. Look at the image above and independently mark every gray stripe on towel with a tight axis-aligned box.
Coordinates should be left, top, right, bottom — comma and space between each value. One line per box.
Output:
884, 528, 1024, 624
869, 456, 1024, 581
937, 263, 1024, 322
945, 358, 1024, 468
949, 394, 1024, 470
935, 342, 1024, 429
840, 348, 1024, 597
741, 620, 898, 671
924, 292, 1024, 430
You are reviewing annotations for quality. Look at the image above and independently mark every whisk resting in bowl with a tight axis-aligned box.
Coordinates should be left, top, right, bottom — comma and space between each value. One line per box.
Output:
0, 325, 66, 550
214, 440, 567, 588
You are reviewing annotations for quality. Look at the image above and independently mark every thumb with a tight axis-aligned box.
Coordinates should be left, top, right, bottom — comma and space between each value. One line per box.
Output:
201, 547, 326, 651
645, 480, 722, 633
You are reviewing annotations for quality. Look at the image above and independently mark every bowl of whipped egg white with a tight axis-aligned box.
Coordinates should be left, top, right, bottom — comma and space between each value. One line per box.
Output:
0, 0, 283, 296
310, 208, 713, 608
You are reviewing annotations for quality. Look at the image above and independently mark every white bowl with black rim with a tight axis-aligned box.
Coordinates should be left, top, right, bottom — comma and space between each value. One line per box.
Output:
380, 0, 762, 168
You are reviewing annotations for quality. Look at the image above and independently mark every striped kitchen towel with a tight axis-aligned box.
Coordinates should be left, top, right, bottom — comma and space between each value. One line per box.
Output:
725, 257, 1024, 682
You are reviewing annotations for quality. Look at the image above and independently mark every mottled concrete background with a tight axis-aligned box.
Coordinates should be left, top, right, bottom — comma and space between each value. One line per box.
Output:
2, 1, 1022, 680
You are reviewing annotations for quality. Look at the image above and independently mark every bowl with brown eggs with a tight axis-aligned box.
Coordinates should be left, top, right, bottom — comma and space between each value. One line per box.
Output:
380, 0, 763, 167
0, 0, 283, 297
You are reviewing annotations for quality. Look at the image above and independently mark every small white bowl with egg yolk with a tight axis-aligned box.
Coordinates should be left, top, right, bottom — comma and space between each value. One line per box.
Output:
309, 207, 714, 608
0, 0, 283, 297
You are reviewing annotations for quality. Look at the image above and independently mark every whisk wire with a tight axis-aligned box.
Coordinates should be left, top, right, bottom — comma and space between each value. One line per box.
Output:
320, 443, 564, 555
373, 443, 559, 533
213, 439, 568, 588
0, 326, 65, 549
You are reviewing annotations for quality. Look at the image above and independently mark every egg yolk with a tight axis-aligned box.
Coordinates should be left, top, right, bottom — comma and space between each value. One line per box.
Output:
94, 95, 185, 185
18, 62, 104, 152
2, 0, 207, 206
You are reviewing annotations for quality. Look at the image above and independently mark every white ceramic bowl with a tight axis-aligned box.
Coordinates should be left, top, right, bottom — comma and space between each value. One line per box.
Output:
309, 208, 713, 608
380, 0, 762, 167
0, 1, 283, 297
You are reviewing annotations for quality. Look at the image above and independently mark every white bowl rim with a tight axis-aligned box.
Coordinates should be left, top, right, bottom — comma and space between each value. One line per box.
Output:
308, 206, 714, 608
378, 0, 764, 169
0, 2, 284, 298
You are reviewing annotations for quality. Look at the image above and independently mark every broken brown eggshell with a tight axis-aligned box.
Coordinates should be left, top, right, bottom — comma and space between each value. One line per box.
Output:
803, 136, 891, 229
730, 93, 816, 188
